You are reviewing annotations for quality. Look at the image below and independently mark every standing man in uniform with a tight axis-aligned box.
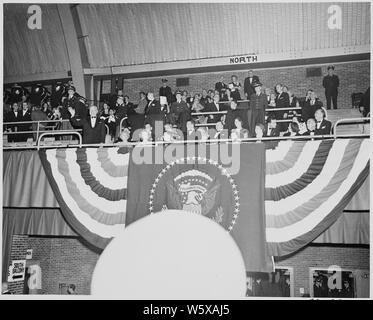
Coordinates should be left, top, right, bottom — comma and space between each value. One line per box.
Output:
247, 82, 267, 136
159, 78, 173, 105
322, 65, 339, 110
244, 69, 260, 100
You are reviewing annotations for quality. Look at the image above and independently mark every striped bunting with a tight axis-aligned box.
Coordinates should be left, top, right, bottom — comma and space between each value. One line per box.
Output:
265, 139, 370, 256
39, 147, 129, 249
38, 139, 369, 255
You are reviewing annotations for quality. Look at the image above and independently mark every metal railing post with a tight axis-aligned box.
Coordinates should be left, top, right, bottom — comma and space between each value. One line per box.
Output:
37, 131, 83, 147
36, 121, 40, 143
333, 117, 370, 139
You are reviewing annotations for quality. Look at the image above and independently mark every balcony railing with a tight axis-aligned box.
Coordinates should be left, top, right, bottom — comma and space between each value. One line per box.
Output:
3, 116, 369, 150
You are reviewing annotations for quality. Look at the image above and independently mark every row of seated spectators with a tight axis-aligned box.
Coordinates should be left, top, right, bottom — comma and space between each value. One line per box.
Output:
3, 77, 332, 144
2, 98, 331, 145
120, 107, 331, 145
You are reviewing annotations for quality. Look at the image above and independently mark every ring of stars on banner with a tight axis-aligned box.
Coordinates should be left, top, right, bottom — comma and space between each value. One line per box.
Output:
148, 157, 240, 232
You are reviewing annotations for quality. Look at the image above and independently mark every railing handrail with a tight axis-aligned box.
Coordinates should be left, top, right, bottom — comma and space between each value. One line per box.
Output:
3, 129, 82, 135
3, 133, 370, 151
266, 107, 301, 112
191, 107, 301, 116
37, 131, 83, 149
333, 117, 370, 138
194, 118, 296, 127
217, 99, 250, 104
3, 119, 70, 125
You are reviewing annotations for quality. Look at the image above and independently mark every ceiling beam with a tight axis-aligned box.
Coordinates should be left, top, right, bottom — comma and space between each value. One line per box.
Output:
56, 4, 85, 96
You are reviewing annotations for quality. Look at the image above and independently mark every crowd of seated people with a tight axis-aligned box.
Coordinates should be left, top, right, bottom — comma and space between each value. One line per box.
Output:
3, 71, 347, 145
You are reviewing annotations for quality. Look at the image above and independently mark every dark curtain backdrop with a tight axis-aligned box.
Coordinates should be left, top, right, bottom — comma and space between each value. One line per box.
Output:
3, 151, 59, 207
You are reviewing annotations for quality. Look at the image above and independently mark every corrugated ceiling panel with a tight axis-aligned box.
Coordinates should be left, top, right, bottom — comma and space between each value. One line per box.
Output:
4, 3, 369, 75
3, 3, 70, 78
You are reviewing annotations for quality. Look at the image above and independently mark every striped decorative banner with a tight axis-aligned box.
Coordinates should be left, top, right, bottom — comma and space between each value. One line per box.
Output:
39, 147, 130, 249
39, 139, 369, 255
265, 139, 370, 256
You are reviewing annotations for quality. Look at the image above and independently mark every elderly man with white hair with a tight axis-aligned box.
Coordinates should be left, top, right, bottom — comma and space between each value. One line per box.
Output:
69, 105, 106, 144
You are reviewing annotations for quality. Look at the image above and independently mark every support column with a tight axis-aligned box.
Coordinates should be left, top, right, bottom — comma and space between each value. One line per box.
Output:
57, 4, 85, 96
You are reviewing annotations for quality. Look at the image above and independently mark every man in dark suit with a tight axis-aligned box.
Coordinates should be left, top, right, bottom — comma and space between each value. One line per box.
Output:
18, 101, 32, 142
159, 78, 173, 105
206, 93, 227, 124
244, 69, 260, 100
274, 83, 290, 117
145, 92, 164, 116
359, 87, 370, 117
314, 108, 332, 135
169, 91, 190, 132
185, 120, 197, 140
215, 76, 227, 101
248, 82, 267, 136
301, 91, 324, 122
69, 105, 106, 144
123, 95, 136, 115
264, 116, 280, 137
145, 92, 166, 134
5, 102, 22, 142
109, 89, 124, 109
224, 100, 242, 136
274, 83, 290, 132
322, 65, 340, 110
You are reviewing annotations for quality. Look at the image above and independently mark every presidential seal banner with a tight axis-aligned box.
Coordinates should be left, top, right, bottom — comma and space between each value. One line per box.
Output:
37, 138, 369, 261
125, 143, 273, 273
39, 147, 130, 249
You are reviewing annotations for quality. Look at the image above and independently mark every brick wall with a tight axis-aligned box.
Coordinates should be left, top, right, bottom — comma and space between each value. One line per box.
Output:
42, 237, 100, 295
7, 236, 369, 296
275, 244, 369, 297
7, 235, 100, 295
122, 60, 370, 110
7, 235, 29, 294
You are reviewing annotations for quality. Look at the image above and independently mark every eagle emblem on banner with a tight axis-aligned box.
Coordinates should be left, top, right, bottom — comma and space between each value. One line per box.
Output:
148, 157, 241, 232
166, 170, 221, 216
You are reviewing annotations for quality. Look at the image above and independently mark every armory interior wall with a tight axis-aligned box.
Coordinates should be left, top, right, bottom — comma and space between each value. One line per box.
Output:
7, 235, 369, 296
121, 60, 370, 110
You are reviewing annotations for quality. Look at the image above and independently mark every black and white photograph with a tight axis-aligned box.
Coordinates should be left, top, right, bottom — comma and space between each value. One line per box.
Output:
1, 1, 371, 302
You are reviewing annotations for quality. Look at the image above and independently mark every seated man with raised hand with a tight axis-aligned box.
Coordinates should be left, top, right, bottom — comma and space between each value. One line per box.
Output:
301, 90, 323, 122
69, 105, 106, 144
314, 108, 332, 135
